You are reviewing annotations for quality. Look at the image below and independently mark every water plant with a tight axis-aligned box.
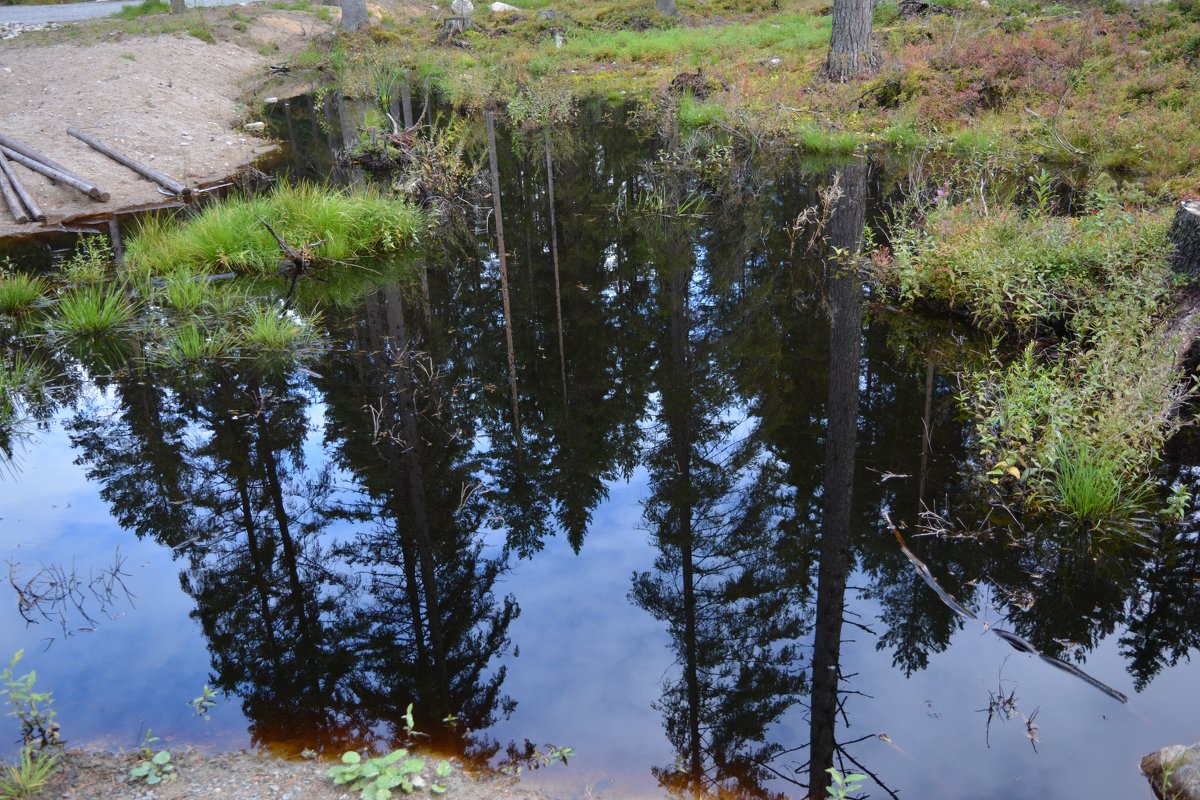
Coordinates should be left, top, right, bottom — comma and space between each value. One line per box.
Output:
0, 274, 48, 316
1, 651, 60, 750
189, 685, 218, 719
51, 285, 137, 337
61, 236, 114, 283
163, 272, 216, 316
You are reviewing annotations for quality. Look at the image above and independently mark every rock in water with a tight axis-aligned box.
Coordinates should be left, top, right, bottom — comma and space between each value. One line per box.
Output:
1141, 743, 1200, 800
450, 0, 473, 16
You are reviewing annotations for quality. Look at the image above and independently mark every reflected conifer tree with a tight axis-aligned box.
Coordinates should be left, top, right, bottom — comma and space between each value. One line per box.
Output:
632, 152, 807, 799
317, 284, 517, 759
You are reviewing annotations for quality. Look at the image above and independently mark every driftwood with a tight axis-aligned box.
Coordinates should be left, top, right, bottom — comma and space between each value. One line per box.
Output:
0, 145, 110, 202
0, 165, 29, 224
67, 128, 190, 197
0, 155, 44, 222
1169, 200, 1200, 278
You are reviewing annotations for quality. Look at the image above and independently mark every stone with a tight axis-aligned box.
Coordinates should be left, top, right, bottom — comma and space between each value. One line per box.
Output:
450, 0, 473, 16
489, 2, 520, 11
536, 7, 559, 18
1141, 742, 1200, 800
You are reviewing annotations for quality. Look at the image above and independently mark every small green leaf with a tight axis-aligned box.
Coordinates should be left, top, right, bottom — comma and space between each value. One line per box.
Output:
435, 760, 452, 778
147, 774, 161, 785
152, 750, 171, 765
341, 751, 362, 765
431, 784, 447, 794
401, 757, 425, 774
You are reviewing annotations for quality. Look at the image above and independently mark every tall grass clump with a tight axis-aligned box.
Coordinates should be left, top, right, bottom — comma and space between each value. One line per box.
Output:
1051, 437, 1146, 525
0, 274, 48, 315
677, 93, 724, 131
123, 183, 428, 278
163, 272, 216, 315
238, 305, 318, 352
154, 324, 234, 365
51, 285, 137, 336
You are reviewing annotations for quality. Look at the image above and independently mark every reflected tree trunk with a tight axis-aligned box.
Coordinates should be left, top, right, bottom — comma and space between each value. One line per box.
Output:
809, 162, 866, 798
485, 105, 524, 453
545, 132, 569, 409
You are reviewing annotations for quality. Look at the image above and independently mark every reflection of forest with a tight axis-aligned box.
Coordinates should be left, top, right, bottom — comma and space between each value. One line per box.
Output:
47, 101, 1200, 794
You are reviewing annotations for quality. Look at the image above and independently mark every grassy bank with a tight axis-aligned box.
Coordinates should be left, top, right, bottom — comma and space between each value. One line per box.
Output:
871, 181, 1187, 524
123, 182, 429, 278
302, 0, 1200, 195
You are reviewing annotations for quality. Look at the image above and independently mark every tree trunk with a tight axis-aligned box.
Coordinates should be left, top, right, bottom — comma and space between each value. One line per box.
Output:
169, 0, 185, 12
339, 0, 368, 31
656, 0, 678, 16
1170, 200, 1200, 279
826, 0, 875, 82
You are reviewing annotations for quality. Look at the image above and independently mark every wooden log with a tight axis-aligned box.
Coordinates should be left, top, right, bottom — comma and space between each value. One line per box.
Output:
0, 166, 30, 224
0, 131, 95, 189
1170, 200, 1200, 278
68, 128, 190, 197
0, 154, 45, 222
0, 145, 110, 202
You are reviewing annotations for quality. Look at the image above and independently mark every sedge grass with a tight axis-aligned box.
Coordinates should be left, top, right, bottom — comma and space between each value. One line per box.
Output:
0, 274, 49, 315
0, 746, 60, 800
238, 305, 318, 352
164, 272, 216, 315
50, 285, 137, 337
123, 183, 428, 278
1051, 437, 1149, 525
155, 324, 235, 365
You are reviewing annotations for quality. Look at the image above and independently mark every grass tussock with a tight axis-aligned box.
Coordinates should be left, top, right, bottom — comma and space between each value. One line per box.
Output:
0, 273, 49, 315
50, 285, 137, 337
155, 324, 235, 365
123, 183, 428, 278
238, 305, 319, 351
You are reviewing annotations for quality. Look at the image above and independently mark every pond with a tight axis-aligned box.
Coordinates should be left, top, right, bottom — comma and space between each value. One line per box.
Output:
0, 94, 1197, 800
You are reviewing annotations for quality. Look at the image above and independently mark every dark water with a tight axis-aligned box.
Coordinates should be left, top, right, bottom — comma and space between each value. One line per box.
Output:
0, 95, 1197, 800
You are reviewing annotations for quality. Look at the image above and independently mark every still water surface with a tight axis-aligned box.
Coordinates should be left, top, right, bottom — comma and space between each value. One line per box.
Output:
0, 96, 1197, 799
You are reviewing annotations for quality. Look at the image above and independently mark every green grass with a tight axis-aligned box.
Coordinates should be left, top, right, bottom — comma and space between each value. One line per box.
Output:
156, 323, 234, 364
124, 183, 428, 278
112, 0, 170, 20
238, 304, 317, 351
51, 285, 137, 336
0, 746, 60, 800
0, 274, 48, 315
1052, 437, 1144, 524
677, 93, 724, 131
559, 13, 829, 64
163, 272, 215, 315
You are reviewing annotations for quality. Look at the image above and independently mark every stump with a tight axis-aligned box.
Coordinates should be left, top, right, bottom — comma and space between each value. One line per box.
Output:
1169, 200, 1200, 278
443, 16, 470, 35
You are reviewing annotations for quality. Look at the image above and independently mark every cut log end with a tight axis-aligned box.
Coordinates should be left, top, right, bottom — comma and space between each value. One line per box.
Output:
1170, 200, 1200, 278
